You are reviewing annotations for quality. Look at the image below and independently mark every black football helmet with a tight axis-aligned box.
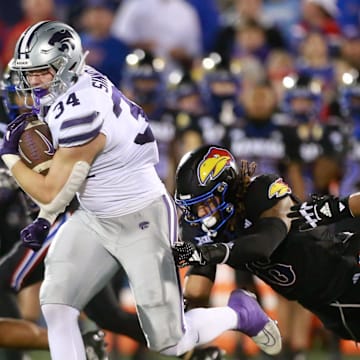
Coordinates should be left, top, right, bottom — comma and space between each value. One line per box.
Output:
1, 61, 27, 122
175, 145, 238, 236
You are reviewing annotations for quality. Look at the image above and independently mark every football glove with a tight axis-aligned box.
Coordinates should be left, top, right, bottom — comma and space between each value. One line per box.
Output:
172, 241, 231, 267
0, 112, 29, 156
21, 217, 51, 251
172, 242, 206, 267
288, 194, 353, 231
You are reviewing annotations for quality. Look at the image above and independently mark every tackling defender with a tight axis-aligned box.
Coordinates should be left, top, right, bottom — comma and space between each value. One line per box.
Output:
172, 144, 360, 343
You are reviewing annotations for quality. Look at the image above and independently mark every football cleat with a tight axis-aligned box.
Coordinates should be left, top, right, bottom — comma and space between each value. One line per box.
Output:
82, 330, 109, 360
227, 289, 282, 355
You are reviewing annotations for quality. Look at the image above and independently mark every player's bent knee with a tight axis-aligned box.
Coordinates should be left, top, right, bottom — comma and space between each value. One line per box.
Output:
139, 306, 184, 353
42, 303, 79, 327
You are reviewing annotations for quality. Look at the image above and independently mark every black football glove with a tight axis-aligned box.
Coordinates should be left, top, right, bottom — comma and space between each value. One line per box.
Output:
172, 241, 231, 267
288, 194, 353, 231
172, 242, 206, 267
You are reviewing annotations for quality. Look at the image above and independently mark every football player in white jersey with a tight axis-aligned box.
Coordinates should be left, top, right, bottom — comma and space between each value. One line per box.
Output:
0, 21, 281, 360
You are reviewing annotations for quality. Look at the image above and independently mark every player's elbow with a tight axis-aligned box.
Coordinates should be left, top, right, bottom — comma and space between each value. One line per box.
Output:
38, 187, 60, 204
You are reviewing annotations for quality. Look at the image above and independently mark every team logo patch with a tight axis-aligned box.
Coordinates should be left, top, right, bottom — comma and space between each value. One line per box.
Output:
268, 178, 291, 199
139, 221, 149, 230
197, 147, 234, 185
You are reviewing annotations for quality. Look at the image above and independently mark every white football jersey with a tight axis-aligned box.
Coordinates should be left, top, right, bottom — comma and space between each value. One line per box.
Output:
45, 66, 166, 216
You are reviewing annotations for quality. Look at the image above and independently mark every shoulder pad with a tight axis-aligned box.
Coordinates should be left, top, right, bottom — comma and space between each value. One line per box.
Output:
246, 174, 292, 221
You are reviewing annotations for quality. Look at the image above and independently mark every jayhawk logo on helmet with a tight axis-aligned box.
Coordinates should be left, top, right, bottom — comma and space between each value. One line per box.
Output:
268, 178, 291, 199
197, 147, 234, 185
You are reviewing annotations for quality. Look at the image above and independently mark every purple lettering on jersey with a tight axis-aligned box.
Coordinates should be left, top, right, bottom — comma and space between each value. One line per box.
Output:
86, 68, 109, 93
125, 98, 146, 120
134, 125, 155, 145
111, 86, 153, 146
111, 86, 148, 121
111, 86, 122, 117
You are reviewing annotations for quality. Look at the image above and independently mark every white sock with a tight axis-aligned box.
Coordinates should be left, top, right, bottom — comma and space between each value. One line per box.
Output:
42, 303, 86, 360
162, 306, 237, 356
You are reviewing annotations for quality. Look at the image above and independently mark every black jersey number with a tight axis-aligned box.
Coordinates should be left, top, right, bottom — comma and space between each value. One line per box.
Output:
54, 93, 81, 119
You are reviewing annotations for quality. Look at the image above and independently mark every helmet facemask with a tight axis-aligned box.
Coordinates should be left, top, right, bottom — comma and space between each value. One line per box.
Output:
176, 181, 235, 237
1, 63, 32, 121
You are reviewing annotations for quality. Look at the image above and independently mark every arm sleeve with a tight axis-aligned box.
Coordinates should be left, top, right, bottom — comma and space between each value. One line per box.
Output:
226, 217, 288, 267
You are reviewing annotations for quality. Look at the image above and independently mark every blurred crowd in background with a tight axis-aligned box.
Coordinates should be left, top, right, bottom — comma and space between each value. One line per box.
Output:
1, 0, 360, 359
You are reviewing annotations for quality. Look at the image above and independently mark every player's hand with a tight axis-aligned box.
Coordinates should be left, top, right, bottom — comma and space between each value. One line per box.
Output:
172, 242, 230, 267
172, 241, 207, 267
21, 217, 51, 251
288, 194, 353, 231
0, 113, 29, 156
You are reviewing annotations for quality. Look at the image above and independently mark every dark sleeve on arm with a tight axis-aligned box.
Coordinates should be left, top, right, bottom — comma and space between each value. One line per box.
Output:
226, 217, 288, 267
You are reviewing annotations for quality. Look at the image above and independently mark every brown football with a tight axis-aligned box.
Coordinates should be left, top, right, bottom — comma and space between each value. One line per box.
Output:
18, 116, 54, 174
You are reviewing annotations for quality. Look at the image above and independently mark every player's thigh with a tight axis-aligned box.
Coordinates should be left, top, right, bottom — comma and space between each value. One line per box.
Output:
17, 282, 41, 321
117, 195, 183, 350
40, 211, 119, 309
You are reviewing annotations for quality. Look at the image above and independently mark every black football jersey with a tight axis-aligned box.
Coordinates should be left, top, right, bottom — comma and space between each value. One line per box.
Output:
242, 174, 357, 306
0, 159, 35, 256
182, 173, 358, 307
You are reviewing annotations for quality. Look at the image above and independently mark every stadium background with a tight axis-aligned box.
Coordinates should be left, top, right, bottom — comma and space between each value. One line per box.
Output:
1, 0, 360, 359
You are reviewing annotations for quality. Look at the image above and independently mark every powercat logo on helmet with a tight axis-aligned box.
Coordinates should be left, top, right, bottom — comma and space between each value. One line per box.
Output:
48, 29, 75, 53
197, 147, 234, 185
